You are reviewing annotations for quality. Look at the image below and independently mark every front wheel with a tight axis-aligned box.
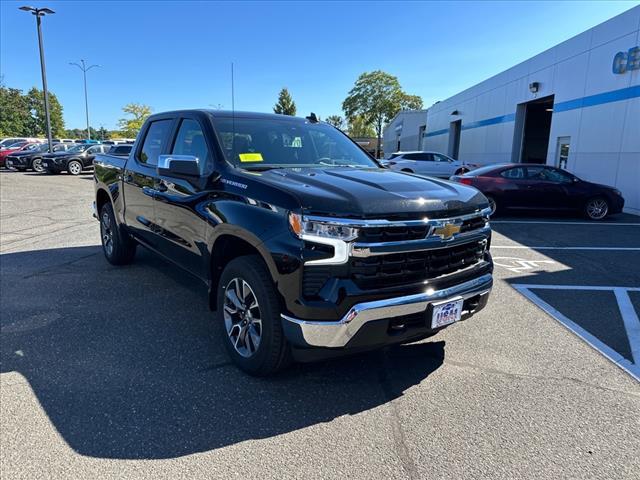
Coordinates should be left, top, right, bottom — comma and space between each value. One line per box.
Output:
67, 160, 83, 175
100, 203, 136, 265
217, 255, 291, 376
31, 158, 44, 173
584, 197, 609, 220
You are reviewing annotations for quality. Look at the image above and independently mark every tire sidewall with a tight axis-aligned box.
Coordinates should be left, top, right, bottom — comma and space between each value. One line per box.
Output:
216, 256, 282, 375
31, 157, 43, 172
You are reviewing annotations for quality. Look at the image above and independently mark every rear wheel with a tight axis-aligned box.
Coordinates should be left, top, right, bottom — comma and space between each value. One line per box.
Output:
217, 255, 291, 376
584, 197, 609, 220
31, 158, 44, 172
100, 203, 136, 265
67, 160, 82, 175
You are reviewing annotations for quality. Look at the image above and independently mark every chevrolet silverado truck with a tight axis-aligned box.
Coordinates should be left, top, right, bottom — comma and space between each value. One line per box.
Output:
93, 110, 493, 375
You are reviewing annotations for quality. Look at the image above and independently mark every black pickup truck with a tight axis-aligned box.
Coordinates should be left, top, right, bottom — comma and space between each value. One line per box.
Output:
94, 110, 493, 375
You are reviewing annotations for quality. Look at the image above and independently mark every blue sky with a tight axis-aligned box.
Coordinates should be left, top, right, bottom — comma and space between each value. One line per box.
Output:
1, 0, 638, 130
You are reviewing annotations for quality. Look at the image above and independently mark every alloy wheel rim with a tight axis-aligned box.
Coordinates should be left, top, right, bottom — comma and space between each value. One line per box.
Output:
101, 212, 114, 256
32, 159, 43, 172
587, 199, 608, 219
223, 277, 262, 358
69, 162, 81, 174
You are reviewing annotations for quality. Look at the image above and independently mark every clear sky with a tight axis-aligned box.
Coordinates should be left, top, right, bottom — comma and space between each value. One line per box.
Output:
1, 0, 638, 130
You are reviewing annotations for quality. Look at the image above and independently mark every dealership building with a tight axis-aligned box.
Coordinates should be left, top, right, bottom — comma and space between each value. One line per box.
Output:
384, 6, 640, 214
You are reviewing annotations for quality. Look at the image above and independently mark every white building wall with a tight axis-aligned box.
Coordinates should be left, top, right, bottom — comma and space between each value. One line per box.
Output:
422, 6, 640, 214
382, 110, 428, 156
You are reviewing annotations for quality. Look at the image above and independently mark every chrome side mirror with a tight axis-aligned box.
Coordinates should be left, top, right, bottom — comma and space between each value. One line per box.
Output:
157, 154, 200, 177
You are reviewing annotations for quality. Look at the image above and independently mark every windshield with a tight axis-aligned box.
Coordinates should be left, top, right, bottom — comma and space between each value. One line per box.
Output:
67, 144, 90, 153
211, 117, 378, 170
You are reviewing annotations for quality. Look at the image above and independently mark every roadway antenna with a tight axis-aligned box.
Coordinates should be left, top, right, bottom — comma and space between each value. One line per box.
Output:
231, 62, 236, 163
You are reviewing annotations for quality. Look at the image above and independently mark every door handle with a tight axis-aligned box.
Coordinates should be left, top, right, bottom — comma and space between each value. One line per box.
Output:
155, 182, 168, 193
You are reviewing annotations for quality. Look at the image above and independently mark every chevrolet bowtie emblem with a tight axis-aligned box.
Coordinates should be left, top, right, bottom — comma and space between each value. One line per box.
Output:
432, 223, 461, 240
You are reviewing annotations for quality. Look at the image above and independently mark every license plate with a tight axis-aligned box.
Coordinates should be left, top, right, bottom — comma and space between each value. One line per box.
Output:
431, 298, 464, 329
42, 161, 49, 166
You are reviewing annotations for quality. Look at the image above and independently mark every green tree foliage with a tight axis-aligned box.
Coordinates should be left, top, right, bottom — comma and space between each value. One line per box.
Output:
273, 88, 297, 116
117, 103, 152, 137
0, 86, 30, 137
347, 115, 376, 138
342, 70, 423, 157
26, 87, 65, 137
325, 114, 345, 130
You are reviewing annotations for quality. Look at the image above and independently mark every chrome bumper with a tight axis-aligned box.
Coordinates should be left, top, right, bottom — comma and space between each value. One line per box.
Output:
281, 273, 492, 348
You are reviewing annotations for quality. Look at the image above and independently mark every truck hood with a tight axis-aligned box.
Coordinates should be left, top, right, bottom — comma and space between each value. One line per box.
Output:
254, 167, 488, 218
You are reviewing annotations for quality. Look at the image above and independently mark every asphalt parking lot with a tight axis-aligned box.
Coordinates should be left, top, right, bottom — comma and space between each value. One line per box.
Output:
1, 170, 639, 479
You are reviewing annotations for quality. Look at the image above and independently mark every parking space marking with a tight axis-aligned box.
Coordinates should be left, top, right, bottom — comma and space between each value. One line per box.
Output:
491, 221, 640, 226
493, 256, 556, 273
492, 246, 640, 251
513, 284, 640, 382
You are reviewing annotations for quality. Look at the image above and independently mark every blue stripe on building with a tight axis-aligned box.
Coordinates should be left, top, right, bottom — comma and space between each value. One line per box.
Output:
425, 85, 640, 137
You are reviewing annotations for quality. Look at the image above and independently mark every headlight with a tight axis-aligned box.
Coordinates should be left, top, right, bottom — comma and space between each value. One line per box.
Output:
288, 213, 359, 241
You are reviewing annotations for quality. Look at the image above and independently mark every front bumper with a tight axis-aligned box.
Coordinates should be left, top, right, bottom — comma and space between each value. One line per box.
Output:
282, 272, 492, 348
5, 156, 28, 169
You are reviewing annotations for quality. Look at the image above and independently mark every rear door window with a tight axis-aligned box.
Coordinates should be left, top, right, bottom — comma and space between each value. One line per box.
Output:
138, 119, 172, 165
500, 167, 526, 179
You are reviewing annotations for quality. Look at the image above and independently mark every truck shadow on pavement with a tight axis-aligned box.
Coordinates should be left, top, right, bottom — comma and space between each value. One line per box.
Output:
0, 246, 444, 459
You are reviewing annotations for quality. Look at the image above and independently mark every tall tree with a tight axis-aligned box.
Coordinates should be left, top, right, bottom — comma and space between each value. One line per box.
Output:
26, 87, 65, 137
0, 86, 30, 137
347, 115, 376, 138
118, 103, 152, 137
273, 88, 296, 116
325, 114, 345, 130
342, 70, 422, 157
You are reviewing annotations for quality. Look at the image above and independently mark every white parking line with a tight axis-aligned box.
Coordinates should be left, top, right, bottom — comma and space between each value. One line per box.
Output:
491, 221, 640, 226
491, 246, 640, 251
513, 284, 640, 382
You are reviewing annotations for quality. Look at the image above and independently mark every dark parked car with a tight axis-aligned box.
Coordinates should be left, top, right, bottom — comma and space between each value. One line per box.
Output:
93, 109, 494, 375
106, 144, 133, 156
41, 144, 110, 175
450, 163, 625, 220
5, 143, 70, 172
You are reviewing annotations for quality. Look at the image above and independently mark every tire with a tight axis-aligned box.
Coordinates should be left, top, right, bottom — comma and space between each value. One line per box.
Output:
31, 157, 44, 173
67, 160, 83, 175
217, 255, 291, 376
455, 168, 468, 175
99, 202, 136, 265
486, 195, 498, 216
584, 197, 609, 221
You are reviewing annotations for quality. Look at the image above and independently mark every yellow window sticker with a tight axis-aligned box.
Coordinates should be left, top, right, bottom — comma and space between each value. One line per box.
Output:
239, 152, 263, 162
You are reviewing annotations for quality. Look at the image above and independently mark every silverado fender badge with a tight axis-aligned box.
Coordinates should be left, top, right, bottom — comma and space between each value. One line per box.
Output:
221, 178, 248, 189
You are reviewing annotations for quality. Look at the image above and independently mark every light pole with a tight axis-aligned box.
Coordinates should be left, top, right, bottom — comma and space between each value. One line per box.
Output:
70, 59, 100, 140
19, 5, 55, 153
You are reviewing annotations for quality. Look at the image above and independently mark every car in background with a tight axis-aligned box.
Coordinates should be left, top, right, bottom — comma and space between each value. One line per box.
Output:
386, 151, 478, 178
449, 163, 624, 220
0, 141, 41, 167
105, 144, 133, 157
5, 143, 71, 172
52, 138, 77, 144
0, 137, 43, 148
41, 143, 110, 175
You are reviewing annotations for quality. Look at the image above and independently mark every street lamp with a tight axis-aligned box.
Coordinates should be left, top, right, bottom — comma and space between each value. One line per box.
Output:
19, 5, 55, 153
70, 59, 100, 140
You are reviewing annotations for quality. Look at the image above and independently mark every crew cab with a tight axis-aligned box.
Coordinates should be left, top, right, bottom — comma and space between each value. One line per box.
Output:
94, 110, 493, 375
42, 143, 110, 175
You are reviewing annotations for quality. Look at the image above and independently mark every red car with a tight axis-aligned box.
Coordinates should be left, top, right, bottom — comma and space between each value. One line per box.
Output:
449, 163, 625, 221
0, 142, 40, 167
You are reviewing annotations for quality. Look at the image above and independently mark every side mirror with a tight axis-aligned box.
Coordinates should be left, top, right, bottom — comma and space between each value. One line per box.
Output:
157, 154, 200, 177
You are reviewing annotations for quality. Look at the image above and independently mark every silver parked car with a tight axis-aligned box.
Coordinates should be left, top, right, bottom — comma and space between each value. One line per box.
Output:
385, 151, 478, 178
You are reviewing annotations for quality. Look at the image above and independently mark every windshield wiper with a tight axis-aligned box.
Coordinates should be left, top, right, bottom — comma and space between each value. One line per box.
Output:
240, 165, 286, 172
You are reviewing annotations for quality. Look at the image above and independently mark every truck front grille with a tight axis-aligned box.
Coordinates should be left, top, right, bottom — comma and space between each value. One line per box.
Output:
356, 216, 487, 243
350, 240, 486, 290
